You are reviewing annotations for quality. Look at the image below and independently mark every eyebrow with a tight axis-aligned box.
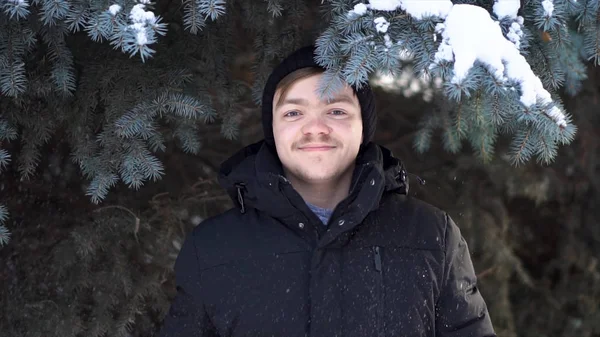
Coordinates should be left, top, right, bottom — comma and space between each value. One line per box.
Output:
279, 98, 310, 107
277, 94, 356, 108
325, 94, 356, 105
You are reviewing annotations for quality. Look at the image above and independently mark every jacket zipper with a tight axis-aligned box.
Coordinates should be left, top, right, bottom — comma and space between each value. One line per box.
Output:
373, 246, 384, 337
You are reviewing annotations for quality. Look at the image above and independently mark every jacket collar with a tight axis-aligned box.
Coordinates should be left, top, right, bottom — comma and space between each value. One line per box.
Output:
218, 140, 410, 241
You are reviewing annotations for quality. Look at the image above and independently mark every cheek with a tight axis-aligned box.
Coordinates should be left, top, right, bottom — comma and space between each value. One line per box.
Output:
335, 120, 362, 138
272, 122, 299, 146
278, 123, 299, 134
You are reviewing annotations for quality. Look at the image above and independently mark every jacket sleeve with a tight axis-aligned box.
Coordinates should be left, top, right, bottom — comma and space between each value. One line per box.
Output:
158, 233, 219, 337
435, 214, 496, 337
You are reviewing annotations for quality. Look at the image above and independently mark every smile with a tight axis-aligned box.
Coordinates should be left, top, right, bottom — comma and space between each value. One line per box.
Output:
298, 146, 335, 152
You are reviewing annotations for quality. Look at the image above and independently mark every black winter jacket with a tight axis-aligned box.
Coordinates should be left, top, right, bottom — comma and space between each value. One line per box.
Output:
159, 141, 496, 337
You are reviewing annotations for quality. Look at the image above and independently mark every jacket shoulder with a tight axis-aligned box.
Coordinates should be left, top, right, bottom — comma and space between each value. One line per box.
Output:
390, 193, 448, 225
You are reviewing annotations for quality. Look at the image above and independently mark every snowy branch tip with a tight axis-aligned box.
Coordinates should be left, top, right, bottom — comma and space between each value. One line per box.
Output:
106, 1, 158, 46
349, 0, 453, 20
432, 4, 566, 128
348, 0, 568, 128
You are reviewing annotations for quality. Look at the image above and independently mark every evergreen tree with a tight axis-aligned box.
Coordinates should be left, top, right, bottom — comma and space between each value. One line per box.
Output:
0, 0, 596, 247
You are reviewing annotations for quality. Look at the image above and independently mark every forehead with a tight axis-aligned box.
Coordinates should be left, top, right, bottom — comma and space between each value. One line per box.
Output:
274, 74, 358, 105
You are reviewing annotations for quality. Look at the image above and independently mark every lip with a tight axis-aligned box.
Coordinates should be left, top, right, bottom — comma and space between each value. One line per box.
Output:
298, 145, 336, 152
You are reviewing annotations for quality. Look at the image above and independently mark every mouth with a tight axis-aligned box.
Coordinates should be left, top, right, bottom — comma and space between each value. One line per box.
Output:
298, 145, 336, 152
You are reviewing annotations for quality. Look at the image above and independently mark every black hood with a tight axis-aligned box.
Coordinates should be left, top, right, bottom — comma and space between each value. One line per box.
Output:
217, 141, 410, 221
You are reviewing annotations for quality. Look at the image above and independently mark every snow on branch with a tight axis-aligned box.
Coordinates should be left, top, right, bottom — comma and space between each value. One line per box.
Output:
433, 4, 567, 128
542, 0, 555, 17
493, 0, 520, 19
351, 0, 453, 19
109, 4, 122, 16
349, 0, 568, 128
493, 0, 525, 50
128, 3, 158, 47
106, 0, 168, 61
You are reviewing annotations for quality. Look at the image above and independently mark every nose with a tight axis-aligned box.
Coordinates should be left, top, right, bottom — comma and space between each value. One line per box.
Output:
301, 115, 331, 136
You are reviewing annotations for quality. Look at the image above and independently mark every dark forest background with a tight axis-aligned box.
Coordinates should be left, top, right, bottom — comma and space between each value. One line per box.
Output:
1, 1, 600, 336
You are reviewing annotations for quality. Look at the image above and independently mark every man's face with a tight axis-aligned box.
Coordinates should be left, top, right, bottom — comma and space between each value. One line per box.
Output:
272, 73, 363, 184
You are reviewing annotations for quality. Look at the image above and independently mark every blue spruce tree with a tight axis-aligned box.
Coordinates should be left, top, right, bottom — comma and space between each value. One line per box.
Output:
0, 0, 596, 248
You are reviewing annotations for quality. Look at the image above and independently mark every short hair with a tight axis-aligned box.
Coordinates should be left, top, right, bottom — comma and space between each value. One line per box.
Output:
274, 67, 324, 108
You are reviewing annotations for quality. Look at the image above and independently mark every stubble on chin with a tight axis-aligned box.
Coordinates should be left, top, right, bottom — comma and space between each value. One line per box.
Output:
289, 155, 350, 184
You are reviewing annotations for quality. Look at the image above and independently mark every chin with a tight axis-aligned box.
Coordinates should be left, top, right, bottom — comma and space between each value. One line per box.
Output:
294, 166, 340, 182
301, 173, 336, 182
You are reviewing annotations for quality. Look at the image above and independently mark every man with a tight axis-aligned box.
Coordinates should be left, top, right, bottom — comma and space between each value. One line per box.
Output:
159, 46, 496, 337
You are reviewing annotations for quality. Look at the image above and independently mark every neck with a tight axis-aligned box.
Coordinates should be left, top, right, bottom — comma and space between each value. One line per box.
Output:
284, 164, 355, 210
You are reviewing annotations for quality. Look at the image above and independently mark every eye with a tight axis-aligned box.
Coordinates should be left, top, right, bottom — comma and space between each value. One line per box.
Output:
329, 109, 347, 116
283, 110, 301, 117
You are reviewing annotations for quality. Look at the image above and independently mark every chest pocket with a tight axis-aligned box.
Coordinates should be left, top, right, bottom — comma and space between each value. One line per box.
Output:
341, 244, 443, 337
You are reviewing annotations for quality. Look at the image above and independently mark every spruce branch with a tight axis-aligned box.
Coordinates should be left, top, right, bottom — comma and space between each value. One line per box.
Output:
182, 0, 207, 34
336, 0, 588, 164
0, 205, 9, 246
0, 0, 595, 223
1, 0, 30, 20
0, 149, 11, 172
265, 0, 283, 17
86, 172, 120, 204
199, 0, 226, 21
65, 3, 88, 32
